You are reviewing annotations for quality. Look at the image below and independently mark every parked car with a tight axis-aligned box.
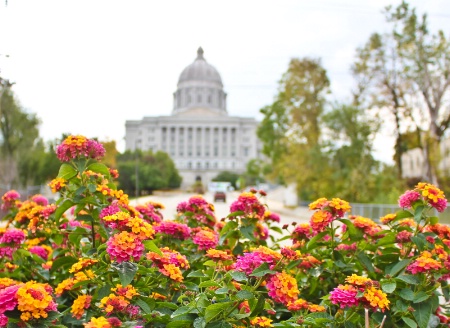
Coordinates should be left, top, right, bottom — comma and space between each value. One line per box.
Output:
214, 191, 226, 202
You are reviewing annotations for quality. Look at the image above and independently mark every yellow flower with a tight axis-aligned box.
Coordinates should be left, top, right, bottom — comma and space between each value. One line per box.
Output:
364, 286, 390, 310
71, 294, 92, 319
250, 316, 273, 327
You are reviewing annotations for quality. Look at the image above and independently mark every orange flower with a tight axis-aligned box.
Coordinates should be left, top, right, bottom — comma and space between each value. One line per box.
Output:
71, 294, 92, 319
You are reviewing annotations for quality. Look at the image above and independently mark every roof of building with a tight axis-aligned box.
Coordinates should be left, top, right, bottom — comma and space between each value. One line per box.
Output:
177, 47, 223, 87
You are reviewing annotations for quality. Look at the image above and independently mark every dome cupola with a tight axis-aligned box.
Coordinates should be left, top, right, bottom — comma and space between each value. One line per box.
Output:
173, 47, 227, 115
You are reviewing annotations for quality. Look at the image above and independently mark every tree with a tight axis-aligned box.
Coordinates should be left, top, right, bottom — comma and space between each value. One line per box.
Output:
257, 58, 331, 198
0, 81, 41, 188
353, 1, 450, 184
116, 150, 181, 196
212, 171, 240, 190
322, 104, 381, 202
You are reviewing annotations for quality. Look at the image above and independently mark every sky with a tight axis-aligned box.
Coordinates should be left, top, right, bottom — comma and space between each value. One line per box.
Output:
0, 0, 449, 163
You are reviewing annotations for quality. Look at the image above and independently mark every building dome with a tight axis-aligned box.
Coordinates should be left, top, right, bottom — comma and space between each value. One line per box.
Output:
173, 47, 227, 115
178, 47, 223, 87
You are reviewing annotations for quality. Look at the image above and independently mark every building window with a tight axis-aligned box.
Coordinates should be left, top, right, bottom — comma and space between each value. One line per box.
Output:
205, 162, 209, 169
214, 162, 218, 168
243, 147, 249, 156
188, 162, 192, 169
197, 162, 201, 169
208, 95, 212, 103
197, 94, 202, 103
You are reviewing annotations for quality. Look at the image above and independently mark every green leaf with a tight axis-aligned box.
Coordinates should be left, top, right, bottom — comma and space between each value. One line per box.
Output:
414, 205, 425, 223
240, 225, 256, 241
380, 279, 396, 293
50, 256, 78, 273
156, 301, 178, 310
396, 209, 414, 219
143, 240, 162, 255
52, 234, 64, 246
193, 317, 206, 328
205, 321, 232, 328
397, 274, 420, 285
97, 284, 112, 299
167, 320, 194, 327
215, 288, 229, 295
399, 288, 415, 301
412, 301, 432, 328
386, 259, 411, 276
413, 291, 430, 303
57, 163, 78, 180
86, 163, 111, 177
187, 270, 207, 278
228, 270, 247, 282
112, 261, 138, 286
306, 231, 327, 251
250, 262, 276, 277
54, 199, 75, 224
429, 216, 439, 225
402, 317, 417, 328
204, 302, 233, 323
171, 306, 193, 318
376, 233, 396, 247
356, 252, 374, 273
411, 236, 425, 252
199, 281, 221, 288
250, 295, 265, 317
236, 290, 254, 300
338, 219, 363, 240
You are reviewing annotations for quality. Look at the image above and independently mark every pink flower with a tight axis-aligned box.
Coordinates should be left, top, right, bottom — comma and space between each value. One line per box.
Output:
396, 230, 413, 243
230, 192, 266, 219
0, 229, 26, 245
99, 204, 121, 219
0, 247, 16, 259
29, 246, 49, 260
56, 135, 105, 162
398, 190, 421, 208
154, 221, 191, 240
431, 198, 448, 213
0, 284, 20, 313
266, 272, 299, 305
192, 229, 219, 250
31, 194, 49, 206
234, 247, 282, 275
107, 231, 144, 263
0, 313, 7, 327
329, 285, 359, 308
1, 190, 20, 211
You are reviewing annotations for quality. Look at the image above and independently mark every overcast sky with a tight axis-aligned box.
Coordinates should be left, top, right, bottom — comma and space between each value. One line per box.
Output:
0, 0, 449, 163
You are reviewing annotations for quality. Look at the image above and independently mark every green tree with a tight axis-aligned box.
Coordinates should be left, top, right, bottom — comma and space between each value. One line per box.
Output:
0, 81, 41, 188
353, 1, 450, 184
212, 171, 240, 190
258, 58, 331, 199
116, 150, 181, 196
323, 104, 381, 202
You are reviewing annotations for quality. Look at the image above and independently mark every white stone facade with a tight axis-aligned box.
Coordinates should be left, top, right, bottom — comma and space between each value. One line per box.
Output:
125, 48, 261, 188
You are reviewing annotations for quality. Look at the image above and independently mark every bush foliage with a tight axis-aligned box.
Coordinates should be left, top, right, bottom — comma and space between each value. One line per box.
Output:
0, 135, 449, 327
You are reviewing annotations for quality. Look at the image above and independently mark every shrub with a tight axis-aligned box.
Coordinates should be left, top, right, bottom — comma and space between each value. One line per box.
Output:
0, 135, 449, 327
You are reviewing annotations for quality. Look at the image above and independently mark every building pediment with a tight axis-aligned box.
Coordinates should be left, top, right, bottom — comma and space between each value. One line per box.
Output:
174, 107, 227, 117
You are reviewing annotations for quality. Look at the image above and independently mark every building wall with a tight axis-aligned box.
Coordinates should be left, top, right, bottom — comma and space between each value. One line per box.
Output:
125, 110, 261, 189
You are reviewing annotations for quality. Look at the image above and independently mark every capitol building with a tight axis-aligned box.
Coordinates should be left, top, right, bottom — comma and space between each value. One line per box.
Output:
125, 48, 261, 188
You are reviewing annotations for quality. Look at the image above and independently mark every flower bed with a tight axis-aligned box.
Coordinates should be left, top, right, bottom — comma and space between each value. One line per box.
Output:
0, 135, 449, 327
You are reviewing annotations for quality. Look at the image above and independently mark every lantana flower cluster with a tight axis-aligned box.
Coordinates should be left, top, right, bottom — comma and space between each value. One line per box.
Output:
329, 274, 390, 312
1, 136, 450, 327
